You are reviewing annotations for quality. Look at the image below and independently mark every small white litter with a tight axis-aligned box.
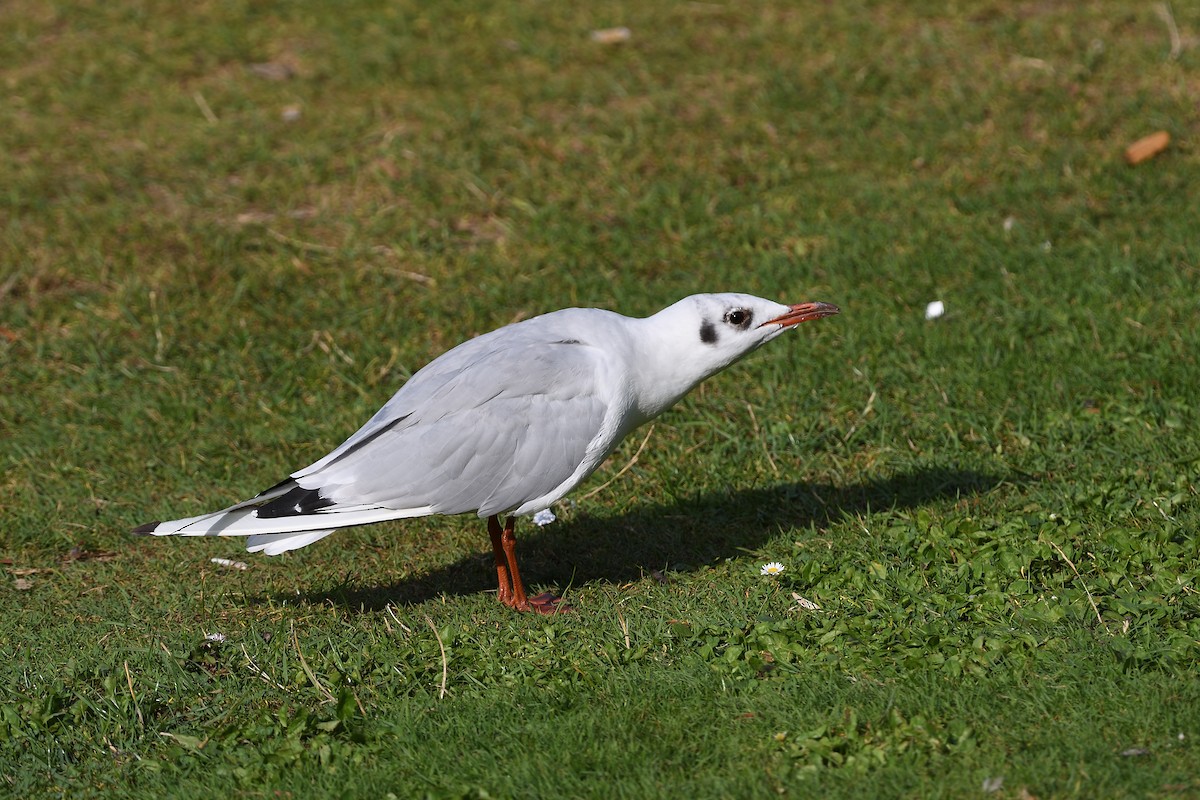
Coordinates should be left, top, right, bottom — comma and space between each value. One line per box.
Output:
590, 27, 631, 44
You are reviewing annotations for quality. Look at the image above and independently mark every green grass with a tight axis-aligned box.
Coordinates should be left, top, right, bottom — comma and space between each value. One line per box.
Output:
3, 0, 1199, 797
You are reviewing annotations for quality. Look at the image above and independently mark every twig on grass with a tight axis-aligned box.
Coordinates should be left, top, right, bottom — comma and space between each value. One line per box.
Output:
425, 615, 448, 700
616, 608, 631, 649
1155, 2, 1182, 61
1047, 540, 1110, 634
385, 603, 413, 634
377, 259, 435, 285
192, 91, 218, 124
266, 227, 337, 253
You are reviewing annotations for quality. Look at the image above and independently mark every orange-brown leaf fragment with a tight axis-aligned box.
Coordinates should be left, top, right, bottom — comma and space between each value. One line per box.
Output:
1124, 131, 1170, 165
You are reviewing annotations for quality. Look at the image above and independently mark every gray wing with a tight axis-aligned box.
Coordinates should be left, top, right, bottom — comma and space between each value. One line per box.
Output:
293, 336, 615, 517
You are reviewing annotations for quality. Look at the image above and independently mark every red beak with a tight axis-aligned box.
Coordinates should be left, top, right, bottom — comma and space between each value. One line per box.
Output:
760, 301, 840, 328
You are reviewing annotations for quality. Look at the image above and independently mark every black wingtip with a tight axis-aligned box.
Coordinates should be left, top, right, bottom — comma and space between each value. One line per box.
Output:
257, 485, 336, 518
132, 521, 161, 535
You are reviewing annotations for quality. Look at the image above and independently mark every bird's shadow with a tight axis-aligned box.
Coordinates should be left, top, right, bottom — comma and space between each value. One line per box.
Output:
279, 466, 1009, 612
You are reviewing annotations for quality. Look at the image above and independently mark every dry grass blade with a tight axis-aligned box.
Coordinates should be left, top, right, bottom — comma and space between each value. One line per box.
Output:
385, 603, 413, 635
124, 660, 144, 726
241, 644, 288, 691
1155, 2, 1182, 61
192, 91, 218, 124
291, 620, 337, 703
746, 403, 779, 477
266, 228, 337, 253
1047, 540, 1110, 634
580, 425, 654, 501
425, 615, 448, 700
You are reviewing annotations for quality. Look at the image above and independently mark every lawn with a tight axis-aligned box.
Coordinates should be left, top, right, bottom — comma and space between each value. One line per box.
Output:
2, 1, 1198, 797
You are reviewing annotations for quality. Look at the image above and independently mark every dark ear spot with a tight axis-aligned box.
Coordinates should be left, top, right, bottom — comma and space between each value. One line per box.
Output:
699, 320, 718, 344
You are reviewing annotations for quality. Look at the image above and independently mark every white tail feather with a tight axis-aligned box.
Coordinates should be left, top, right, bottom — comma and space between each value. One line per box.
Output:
246, 530, 335, 555
138, 493, 437, 552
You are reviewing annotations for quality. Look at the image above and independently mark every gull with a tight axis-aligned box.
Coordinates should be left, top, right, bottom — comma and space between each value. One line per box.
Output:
134, 293, 839, 612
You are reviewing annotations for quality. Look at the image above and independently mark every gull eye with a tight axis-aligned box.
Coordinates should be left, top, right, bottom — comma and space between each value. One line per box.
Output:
724, 308, 752, 328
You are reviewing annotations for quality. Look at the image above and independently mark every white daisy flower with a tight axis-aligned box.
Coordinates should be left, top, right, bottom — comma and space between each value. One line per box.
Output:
760, 562, 785, 576
532, 509, 556, 526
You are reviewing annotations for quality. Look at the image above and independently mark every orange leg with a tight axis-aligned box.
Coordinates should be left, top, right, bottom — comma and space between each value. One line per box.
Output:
488, 515, 571, 614
499, 515, 532, 611
487, 515, 512, 606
